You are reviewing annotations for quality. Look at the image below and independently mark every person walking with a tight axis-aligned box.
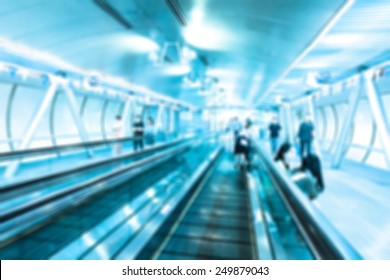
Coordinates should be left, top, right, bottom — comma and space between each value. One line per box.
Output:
298, 114, 315, 158
112, 115, 124, 155
227, 116, 243, 152
145, 117, 155, 146
268, 116, 281, 154
133, 115, 144, 151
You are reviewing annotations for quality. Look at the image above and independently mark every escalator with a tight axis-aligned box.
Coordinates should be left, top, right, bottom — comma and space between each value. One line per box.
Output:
0, 138, 363, 260
0, 137, 217, 259
131, 144, 362, 260
151, 152, 254, 260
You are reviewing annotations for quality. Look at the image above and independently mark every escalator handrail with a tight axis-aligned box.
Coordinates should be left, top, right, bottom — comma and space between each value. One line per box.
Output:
0, 133, 181, 161
0, 141, 194, 223
252, 142, 363, 260
0, 136, 194, 193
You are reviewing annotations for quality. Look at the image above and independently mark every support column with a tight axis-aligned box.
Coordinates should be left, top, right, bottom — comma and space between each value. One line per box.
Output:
307, 95, 323, 158
155, 105, 164, 132
4, 80, 59, 178
62, 82, 93, 157
364, 70, 390, 168
169, 106, 175, 134
121, 99, 132, 136
284, 104, 294, 144
331, 75, 364, 168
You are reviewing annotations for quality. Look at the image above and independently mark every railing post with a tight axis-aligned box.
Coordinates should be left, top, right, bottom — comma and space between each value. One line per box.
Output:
155, 104, 164, 132
284, 104, 294, 145
62, 82, 93, 158
121, 99, 131, 136
331, 75, 364, 168
307, 95, 323, 158
4, 79, 59, 178
364, 70, 390, 168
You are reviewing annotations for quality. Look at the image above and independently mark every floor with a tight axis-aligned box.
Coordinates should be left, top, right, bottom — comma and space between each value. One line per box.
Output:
263, 140, 390, 259
316, 153, 390, 259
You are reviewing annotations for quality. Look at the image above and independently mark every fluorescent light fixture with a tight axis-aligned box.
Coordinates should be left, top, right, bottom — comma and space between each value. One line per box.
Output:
107, 89, 116, 96
333, 82, 343, 93
181, 46, 197, 61
319, 33, 361, 46
0, 62, 8, 72
117, 34, 159, 53
297, 59, 333, 69
0, 37, 83, 74
304, 71, 321, 87
0, 37, 196, 111
279, 78, 302, 85
255, 0, 355, 105
148, 51, 159, 63
275, 95, 283, 104
206, 69, 240, 78
184, 24, 234, 50
17, 68, 29, 80
190, 7, 204, 23
158, 64, 191, 76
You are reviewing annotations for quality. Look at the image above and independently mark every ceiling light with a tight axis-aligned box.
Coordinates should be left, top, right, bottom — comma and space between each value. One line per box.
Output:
184, 24, 234, 50
181, 46, 197, 61
158, 64, 191, 76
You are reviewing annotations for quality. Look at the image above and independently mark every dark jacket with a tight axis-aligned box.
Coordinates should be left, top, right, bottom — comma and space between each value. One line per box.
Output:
269, 123, 281, 138
274, 142, 291, 169
133, 121, 144, 136
298, 121, 314, 141
301, 154, 324, 190
235, 134, 251, 154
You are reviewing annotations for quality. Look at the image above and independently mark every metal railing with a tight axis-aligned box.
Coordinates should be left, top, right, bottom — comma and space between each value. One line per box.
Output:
0, 136, 204, 246
252, 142, 363, 260
0, 133, 181, 161
0, 136, 193, 191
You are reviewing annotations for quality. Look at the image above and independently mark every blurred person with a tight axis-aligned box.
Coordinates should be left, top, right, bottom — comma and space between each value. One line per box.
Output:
291, 153, 325, 200
226, 116, 243, 151
274, 142, 291, 170
145, 117, 155, 146
112, 115, 123, 156
133, 114, 144, 151
268, 116, 282, 154
298, 114, 314, 158
300, 153, 325, 193
234, 119, 255, 170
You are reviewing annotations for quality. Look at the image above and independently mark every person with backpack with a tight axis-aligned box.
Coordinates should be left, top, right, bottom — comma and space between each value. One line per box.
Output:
291, 153, 325, 200
234, 119, 254, 169
133, 115, 144, 151
145, 117, 156, 146
298, 114, 315, 158
274, 142, 291, 170
268, 116, 282, 154
112, 115, 124, 155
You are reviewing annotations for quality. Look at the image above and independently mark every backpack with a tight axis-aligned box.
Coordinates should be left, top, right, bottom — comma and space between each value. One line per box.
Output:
301, 154, 325, 191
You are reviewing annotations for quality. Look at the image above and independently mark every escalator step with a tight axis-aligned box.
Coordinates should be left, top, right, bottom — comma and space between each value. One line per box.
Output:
162, 236, 252, 260
180, 213, 250, 230
186, 205, 248, 219
157, 252, 207, 260
173, 223, 251, 243
190, 199, 248, 212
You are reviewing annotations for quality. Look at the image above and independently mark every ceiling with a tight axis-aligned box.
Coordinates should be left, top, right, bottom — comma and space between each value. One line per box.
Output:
2, 0, 386, 109
269, 0, 390, 104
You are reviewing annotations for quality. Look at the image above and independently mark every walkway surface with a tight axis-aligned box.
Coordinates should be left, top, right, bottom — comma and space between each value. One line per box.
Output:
316, 153, 390, 259
263, 140, 390, 259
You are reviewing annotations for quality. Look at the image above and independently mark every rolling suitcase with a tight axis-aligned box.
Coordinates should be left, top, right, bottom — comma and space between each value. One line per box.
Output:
302, 154, 325, 191
291, 171, 320, 200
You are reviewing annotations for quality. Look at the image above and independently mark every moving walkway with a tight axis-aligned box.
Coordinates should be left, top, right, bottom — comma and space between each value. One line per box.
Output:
0, 137, 362, 260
